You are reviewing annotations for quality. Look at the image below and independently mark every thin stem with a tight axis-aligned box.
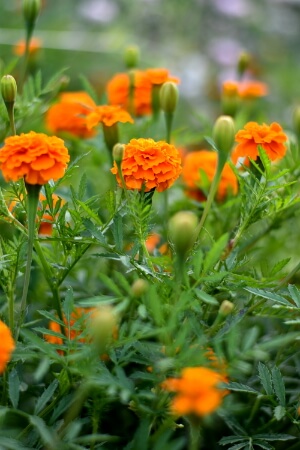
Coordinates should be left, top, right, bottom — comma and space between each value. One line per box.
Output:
187, 417, 202, 450
6, 103, 16, 136
164, 112, 173, 144
274, 261, 300, 291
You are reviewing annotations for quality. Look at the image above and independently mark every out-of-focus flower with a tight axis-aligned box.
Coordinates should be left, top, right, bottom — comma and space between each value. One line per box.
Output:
146, 233, 169, 255
107, 71, 152, 116
46, 91, 97, 139
85, 105, 134, 129
234, 122, 288, 161
0, 320, 15, 374
146, 68, 180, 86
0, 131, 70, 185
222, 80, 268, 99
111, 138, 182, 192
182, 150, 238, 201
13, 37, 42, 56
162, 366, 228, 417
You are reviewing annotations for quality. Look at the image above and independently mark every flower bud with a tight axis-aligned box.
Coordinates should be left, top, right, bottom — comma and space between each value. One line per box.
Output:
212, 115, 235, 157
112, 143, 125, 164
159, 81, 179, 114
131, 278, 149, 298
22, 0, 41, 28
219, 300, 234, 317
124, 45, 140, 69
168, 211, 198, 256
1, 75, 17, 104
293, 105, 300, 137
89, 305, 118, 352
237, 51, 251, 77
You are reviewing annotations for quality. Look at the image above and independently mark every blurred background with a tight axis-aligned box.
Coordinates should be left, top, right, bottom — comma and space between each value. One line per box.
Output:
0, 0, 300, 126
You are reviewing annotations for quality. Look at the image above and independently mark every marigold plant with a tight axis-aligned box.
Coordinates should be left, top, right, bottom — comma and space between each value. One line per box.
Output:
85, 104, 134, 129
13, 37, 42, 56
146, 68, 180, 85
111, 137, 182, 192
0, 131, 70, 185
0, 321, 15, 374
234, 121, 288, 161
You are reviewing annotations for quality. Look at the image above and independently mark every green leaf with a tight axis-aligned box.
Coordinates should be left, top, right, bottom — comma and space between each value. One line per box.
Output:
271, 366, 285, 406
29, 415, 58, 447
287, 284, 300, 308
219, 437, 247, 445
258, 362, 273, 396
224, 382, 260, 395
63, 286, 74, 325
214, 308, 248, 340
8, 369, 19, 409
226, 444, 248, 450
194, 289, 219, 305
253, 442, 274, 450
253, 434, 296, 441
35, 379, 59, 415
111, 213, 123, 252
269, 258, 290, 276
244, 287, 294, 308
79, 74, 99, 103
41, 68, 69, 94
83, 218, 106, 245
202, 233, 229, 274
273, 405, 286, 421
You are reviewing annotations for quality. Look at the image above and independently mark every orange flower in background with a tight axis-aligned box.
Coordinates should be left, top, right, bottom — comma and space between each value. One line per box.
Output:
182, 150, 238, 201
0, 320, 15, 374
111, 138, 182, 192
234, 122, 288, 161
85, 105, 134, 129
107, 71, 152, 116
13, 37, 42, 56
146, 233, 169, 255
146, 68, 180, 85
238, 80, 268, 99
0, 131, 70, 185
38, 193, 65, 235
46, 91, 97, 138
162, 367, 228, 417
222, 80, 239, 97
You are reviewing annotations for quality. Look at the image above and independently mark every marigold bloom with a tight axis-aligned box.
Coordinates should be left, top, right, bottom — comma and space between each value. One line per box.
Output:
0, 131, 70, 185
162, 367, 228, 416
146, 68, 180, 85
46, 91, 97, 138
13, 37, 42, 56
238, 80, 268, 99
182, 150, 238, 201
111, 138, 182, 192
234, 122, 288, 161
0, 321, 15, 374
85, 105, 134, 129
107, 71, 152, 116
222, 80, 239, 97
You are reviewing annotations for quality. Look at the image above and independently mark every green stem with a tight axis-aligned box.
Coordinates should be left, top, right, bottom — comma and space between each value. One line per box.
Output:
15, 183, 41, 340
274, 261, 300, 290
188, 417, 202, 450
164, 112, 173, 144
6, 103, 16, 136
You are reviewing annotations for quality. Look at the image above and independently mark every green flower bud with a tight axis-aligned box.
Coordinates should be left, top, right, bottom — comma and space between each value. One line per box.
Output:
1, 75, 17, 104
237, 51, 251, 77
89, 305, 118, 352
219, 300, 234, 317
124, 45, 140, 69
159, 81, 179, 114
112, 143, 125, 164
22, 0, 41, 27
168, 211, 198, 256
212, 115, 235, 157
293, 105, 300, 137
131, 278, 149, 298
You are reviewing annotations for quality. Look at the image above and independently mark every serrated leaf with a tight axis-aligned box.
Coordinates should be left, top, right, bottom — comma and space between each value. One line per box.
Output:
35, 379, 59, 415
225, 382, 260, 395
253, 434, 295, 441
83, 218, 106, 244
270, 258, 290, 276
253, 442, 274, 450
287, 284, 300, 308
218, 411, 248, 436
226, 443, 248, 450
29, 415, 58, 447
258, 362, 273, 396
202, 233, 229, 274
273, 405, 286, 421
244, 287, 294, 308
41, 68, 68, 94
219, 436, 247, 445
8, 369, 20, 408
111, 213, 123, 252
214, 308, 248, 340
271, 366, 285, 406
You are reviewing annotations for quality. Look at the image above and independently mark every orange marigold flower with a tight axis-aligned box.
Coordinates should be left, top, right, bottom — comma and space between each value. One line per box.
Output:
107, 71, 152, 116
222, 80, 239, 97
0, 131, 70, 185
46, 91, 97, 138
182, 150, 238, 202
85, 105, 134, 129
13, 37, 42, 56
111, 138, 182, 192
238, 80, 268, 99
146, 68, 180, 85
234, 122, 288, 161
162, 367, 228, 417
0, 320, 15, 374
38, 193, 65, 236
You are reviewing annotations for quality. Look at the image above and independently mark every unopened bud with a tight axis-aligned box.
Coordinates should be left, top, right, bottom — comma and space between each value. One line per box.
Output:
221, 81, 240, 117
160, 81, 179, 114
23, 0, 41, 29
124, 45, 140, 69
212, 115, 235, 157
219, 300, 234, 317
90, 305, 118, 351
112, 143, 125, 164
237, 51, 251, 77
293, 105, 300, 137
168, 211, 198, 256
1, 75, 17, 104
131, 278, 149, 298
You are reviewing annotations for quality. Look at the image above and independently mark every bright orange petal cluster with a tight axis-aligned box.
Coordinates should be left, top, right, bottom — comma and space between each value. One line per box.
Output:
234, 122, 288, 161
0, 321, 15, 374
0, 131, 70, 185
46, 91, 97, 138
146, 68, 180, 85
13, 37, 42, 56
162, 367, 228, 417
111, 138, 182, 192
222, 80, 268, 99
182, 150, 238, 201
85, 105, 134, 129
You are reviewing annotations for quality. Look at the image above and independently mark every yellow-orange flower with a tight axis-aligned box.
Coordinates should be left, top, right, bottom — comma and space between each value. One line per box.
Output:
13, 37, 42, 56
162, 367, 228, 417
46, 91, 97, 138
107, 71, 152, 116
0, 320, 15, 374
222, 80, 239, 97
182, 150, 238, 201
111, 138, 182, 192
0, 131, 70, 185
234, 122, 288, 161
222, 80, 268, 99
85, 105, 134, 129
146, 68, 180, 85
